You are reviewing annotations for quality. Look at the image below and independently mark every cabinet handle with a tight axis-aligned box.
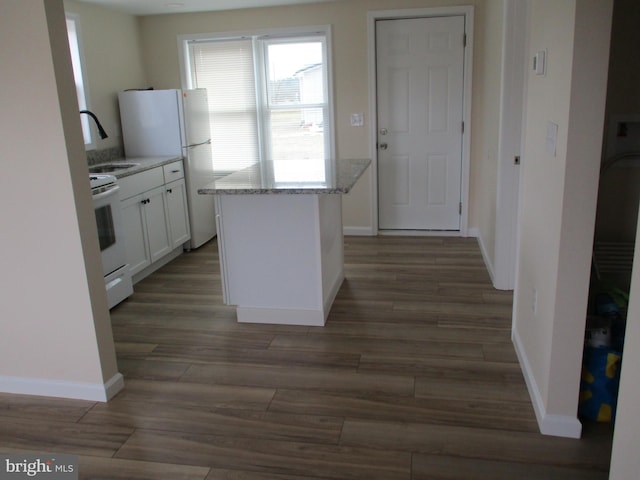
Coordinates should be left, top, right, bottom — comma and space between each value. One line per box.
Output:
167, 188, 173, 194
171, 169, 180, 173
141, 199, 147, 205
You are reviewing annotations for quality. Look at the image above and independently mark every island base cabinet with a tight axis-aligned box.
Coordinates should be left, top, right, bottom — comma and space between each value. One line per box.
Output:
215, 194, 344, 326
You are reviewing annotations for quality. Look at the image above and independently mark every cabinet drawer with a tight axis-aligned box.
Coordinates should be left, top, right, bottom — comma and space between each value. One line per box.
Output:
163, 161, 185, 183
119, 167, 164, 200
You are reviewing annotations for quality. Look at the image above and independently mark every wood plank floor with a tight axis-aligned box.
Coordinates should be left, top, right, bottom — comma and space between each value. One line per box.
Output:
0, 236, 613, 479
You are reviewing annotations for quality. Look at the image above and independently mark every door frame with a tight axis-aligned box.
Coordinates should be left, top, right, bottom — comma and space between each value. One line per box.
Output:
493, 0, 529, 290
367, 6, 474, 236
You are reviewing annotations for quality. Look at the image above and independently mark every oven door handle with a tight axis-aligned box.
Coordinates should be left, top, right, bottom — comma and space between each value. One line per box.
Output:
92, 183, 120, 201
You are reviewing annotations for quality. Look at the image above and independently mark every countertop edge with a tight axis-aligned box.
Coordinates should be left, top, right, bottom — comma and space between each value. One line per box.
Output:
89, 156, 184, 179
197, 187, 354, 195
198, 158, 371, 195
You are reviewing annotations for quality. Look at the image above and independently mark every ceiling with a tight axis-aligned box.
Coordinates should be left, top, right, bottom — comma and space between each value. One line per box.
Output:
77, 0, 340, 16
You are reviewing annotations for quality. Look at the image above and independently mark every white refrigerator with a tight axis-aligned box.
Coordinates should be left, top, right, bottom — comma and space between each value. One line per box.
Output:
118, 88, 216, 249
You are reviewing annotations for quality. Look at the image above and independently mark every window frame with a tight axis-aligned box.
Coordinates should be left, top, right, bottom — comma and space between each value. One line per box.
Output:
259, 35, 330, 165
178, 25, 335, 174
65, 13, 94, 149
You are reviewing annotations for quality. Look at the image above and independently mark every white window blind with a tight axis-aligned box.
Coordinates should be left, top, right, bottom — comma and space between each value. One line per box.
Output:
184, 29, 332, 176
189, 39, 259, 173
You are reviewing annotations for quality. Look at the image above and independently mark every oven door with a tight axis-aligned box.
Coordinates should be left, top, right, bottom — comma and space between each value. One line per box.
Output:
93, 183, 127, 277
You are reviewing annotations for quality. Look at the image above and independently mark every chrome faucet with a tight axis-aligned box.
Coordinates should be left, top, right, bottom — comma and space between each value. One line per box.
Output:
79, 110, 108, 139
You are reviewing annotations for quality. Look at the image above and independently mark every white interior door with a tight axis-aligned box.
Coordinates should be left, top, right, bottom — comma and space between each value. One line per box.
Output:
377, 16, 465, 231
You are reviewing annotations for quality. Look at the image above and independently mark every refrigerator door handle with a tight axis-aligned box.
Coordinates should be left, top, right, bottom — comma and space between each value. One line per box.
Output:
185, 139, 212, 149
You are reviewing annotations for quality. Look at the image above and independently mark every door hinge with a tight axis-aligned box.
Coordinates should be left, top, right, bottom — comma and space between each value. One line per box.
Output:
463, 34, 467, 48
461, 121, 465, 134
514, 155, 521, 165
459, 202, 462, 215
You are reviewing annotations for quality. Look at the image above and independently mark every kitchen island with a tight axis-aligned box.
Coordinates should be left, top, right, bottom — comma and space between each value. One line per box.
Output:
198, 158, 371, 326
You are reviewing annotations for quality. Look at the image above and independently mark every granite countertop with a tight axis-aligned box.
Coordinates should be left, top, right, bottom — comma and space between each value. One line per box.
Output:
88, 155, 183, 179
198, 158, 371, 195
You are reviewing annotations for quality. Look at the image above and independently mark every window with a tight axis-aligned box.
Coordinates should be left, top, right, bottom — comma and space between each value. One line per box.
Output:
181, 27, 333, 177
187, 38, 259, 173
66, 14, 93, 147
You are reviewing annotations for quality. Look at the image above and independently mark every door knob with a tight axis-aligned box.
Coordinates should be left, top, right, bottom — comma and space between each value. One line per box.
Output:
379, 143, 388, 150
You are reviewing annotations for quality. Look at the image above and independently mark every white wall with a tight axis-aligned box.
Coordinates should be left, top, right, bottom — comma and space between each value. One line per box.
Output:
512, 0, 612, 437
606, 5, 640, 474
0, 0, 121, 401
594, 0, 640, 244
63, 0, 147, 151
610, 206, 640, 477
469, 0, 504, 272
136, 0, 502, 236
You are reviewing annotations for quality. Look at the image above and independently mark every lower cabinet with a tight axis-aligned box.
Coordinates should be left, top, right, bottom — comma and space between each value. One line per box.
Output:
165, 179, 190, 249
119, 161, 191, 279
121, 186, 172, 276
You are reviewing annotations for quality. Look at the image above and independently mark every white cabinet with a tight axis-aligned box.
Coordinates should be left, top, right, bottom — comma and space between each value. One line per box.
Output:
165, 178, 190, 248
161, 160, 190, 248
121, 185, 172, 275
145, 186, 174, 262
215, 193, 344, 326
121, 192, 150, 275
119, 160, 190, 280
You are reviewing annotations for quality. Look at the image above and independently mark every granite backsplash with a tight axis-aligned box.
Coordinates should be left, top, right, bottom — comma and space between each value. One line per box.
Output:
86, 146, 125, 166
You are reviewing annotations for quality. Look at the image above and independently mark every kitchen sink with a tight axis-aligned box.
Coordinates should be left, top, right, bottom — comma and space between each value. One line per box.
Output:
89, 162, 139, 174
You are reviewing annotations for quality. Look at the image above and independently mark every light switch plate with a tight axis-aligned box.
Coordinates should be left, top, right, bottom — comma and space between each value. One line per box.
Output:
350, 113, 364, 127
533, 49, 546, 76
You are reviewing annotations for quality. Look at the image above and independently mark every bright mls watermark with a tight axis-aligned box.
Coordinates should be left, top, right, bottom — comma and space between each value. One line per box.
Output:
0, 455, 77, 479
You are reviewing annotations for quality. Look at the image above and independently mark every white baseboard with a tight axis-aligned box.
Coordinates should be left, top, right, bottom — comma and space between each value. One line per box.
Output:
0, 372, 124, 402
237, 306, 327, 326
468, 227, 496, 285
512, 328, 582, 438
132, 246, 183, 285
104, 373, 125, 401
378, 230, 462, 237
235, 267, 342, 327
343, 226, 375, 236
323, 274, 345, 318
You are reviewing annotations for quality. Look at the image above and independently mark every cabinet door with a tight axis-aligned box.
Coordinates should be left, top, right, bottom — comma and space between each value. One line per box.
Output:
165, 179, 191, 248
121, 194, 150, 276
144, 186, 172, 263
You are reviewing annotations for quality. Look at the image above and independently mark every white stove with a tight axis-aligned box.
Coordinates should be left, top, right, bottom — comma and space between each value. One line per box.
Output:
90, 173, 117, 190
90, 173, 133, 308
